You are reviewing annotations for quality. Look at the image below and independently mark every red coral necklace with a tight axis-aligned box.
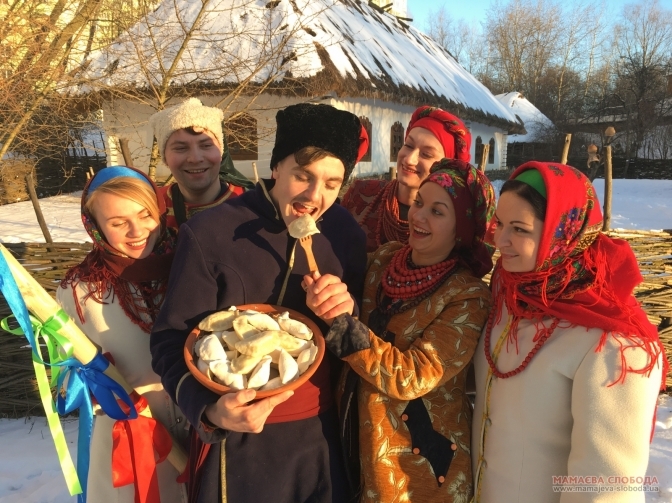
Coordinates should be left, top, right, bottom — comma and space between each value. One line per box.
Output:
374, 180, 409, 246
483, 307, 561, 378
381, 245, 457, 301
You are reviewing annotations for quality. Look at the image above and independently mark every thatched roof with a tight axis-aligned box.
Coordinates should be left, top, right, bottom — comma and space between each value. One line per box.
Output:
495, 92, 554, 142
73, 0, 524, 133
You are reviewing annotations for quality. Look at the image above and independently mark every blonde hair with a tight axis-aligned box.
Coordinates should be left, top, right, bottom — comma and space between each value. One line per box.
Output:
85, 177, 160, 224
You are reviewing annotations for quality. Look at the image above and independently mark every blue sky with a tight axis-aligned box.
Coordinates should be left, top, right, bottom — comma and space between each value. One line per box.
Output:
406, 0, 671, 32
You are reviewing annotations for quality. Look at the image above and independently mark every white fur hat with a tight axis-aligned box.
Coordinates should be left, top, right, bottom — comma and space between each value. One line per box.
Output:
149, 98, 224, 160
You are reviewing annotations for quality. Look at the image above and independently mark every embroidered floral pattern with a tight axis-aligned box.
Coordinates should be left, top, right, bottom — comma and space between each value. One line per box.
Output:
343, 242, 491, 503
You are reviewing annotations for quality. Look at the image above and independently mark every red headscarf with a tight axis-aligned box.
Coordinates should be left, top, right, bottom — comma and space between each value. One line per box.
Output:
492, 161, 667, 385
406, 106, 471, 162
61, 167, 176, 333
421, 159, 495, 278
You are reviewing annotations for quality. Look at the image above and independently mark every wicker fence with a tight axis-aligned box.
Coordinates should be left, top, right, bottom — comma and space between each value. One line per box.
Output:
0, 234, 670, 417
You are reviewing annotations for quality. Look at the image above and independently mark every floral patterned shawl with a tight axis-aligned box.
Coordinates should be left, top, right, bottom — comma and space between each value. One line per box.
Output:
492, 161, 667, 385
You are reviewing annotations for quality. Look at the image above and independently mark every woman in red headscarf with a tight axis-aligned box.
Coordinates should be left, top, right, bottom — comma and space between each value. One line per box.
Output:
472, 162, 667, 503
57, 167, 187, 503
342, 106, 471, 252
306, 158, 495, 502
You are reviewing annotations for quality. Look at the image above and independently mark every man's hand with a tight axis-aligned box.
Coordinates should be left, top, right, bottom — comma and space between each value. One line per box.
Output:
303, 272, 354, 325
204, 389, 293, 433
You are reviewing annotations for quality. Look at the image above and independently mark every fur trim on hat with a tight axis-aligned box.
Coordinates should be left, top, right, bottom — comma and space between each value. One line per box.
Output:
149, 98, 224, 161
270, 103, 368, 180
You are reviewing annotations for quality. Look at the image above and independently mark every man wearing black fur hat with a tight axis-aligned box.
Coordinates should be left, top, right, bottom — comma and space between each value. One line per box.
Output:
150, 103, 368, 503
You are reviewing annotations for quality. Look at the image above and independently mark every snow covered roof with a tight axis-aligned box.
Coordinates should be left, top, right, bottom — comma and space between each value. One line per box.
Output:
495, 92, 554, 142
74, 0, 523, 133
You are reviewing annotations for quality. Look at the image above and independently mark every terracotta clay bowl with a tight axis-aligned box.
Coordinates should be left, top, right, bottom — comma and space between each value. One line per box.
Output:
184, 304, 325, 398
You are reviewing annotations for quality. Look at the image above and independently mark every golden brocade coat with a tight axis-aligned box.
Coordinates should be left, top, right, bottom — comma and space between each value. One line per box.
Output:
339, 242, 492, 503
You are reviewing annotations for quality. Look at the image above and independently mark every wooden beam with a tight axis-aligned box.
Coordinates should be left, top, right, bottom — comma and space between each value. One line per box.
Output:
25, 173, 53, 244
119, 138, 134, 167
560, 134, 572, 164
602, 145, 613, 231
478, 144, 490, 171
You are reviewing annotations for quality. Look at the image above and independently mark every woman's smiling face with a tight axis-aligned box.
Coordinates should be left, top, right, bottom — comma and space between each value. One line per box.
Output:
91, 192, 160, 259
407, 182, 457, 266
396, 127, 445, 191
493, 191, 544, 272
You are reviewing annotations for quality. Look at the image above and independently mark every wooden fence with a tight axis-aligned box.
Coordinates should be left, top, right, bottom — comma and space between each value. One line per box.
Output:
0, 234, 670, 417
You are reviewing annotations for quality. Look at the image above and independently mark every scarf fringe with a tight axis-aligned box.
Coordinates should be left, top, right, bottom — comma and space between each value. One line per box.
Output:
493, 234, 668, 389
61, 250, 166, 334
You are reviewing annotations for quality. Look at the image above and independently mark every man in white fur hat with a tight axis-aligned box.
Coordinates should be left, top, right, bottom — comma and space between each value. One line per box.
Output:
149, 98, 250, 231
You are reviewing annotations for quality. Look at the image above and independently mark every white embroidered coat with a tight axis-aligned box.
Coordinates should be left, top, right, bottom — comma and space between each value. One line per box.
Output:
472, 301, 663, 503
57, 282, 188, 503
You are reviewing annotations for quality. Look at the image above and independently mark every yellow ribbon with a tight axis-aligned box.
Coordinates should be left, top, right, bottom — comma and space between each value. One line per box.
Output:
2, 310, 82, 496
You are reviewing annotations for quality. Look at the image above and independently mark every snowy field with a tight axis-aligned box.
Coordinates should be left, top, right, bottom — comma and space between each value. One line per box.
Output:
0, 179, 670, 245
0, 397, 669, 502
0, 178, 670, 502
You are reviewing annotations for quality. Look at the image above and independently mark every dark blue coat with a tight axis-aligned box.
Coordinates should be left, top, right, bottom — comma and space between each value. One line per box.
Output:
150, 179, 366, 502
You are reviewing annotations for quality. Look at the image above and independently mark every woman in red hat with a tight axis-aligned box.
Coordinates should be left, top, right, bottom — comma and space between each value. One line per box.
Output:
306, 158, 494, 502
472, 162, 666, 503
342, 106, 471, 252
57, 167, 186, 503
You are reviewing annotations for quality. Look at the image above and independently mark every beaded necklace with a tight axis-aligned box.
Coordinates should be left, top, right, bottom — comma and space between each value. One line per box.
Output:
374, 180, 409, 247
482, 306, 561, 378
381, 245, 458, 301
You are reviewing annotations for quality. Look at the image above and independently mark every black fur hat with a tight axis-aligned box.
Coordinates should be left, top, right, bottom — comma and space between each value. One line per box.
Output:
270, 103, 368, 179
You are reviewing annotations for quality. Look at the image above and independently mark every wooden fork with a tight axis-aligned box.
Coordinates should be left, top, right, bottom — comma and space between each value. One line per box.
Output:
298, 235, 319, 274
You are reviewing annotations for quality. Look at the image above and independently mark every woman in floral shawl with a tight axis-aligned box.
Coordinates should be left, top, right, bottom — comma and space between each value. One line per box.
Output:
57, 166, 188, 503
342, 106, 471, 252
305, 158, 495, 502
472, 161, 667, 503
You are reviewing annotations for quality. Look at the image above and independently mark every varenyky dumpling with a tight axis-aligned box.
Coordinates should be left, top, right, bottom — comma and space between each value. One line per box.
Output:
235, 331, 280, 358
194, 308, 319, 392
230, 353, 263, 374
287, 214, 320, 239
197, 358, 212, 380
278, 348, 299, 384
297, 344, 319, 374
198, 310, 236, 332
198, 333, 227, 362
274, 330, 311, 357
247, 356, 272, 389
277, 311, 313, 340
220, 330, 242, 350
259, 376, 283, 391
245, 313, 281, 332
233, 316, 261, 339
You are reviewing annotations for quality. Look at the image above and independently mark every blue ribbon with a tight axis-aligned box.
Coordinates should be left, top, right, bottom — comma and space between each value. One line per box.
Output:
57, 353, 138, 502
0, 250, 138, 503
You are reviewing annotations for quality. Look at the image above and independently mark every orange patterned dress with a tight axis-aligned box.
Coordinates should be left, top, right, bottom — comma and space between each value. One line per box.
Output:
338, 242, 492, 503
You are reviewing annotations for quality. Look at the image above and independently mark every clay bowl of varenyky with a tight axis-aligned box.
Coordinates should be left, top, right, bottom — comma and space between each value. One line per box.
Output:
184, 304, 325, 399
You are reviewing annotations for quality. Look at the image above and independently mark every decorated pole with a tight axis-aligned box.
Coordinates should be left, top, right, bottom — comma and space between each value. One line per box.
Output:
0, 244, 187, 499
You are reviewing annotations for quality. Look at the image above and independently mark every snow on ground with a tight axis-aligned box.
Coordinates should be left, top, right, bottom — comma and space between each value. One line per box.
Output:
0, 417, 79, 503
0, 193, 89, 244
0, 396, 669, 502
592, 179, 672, 231
0, 179, 670, 501
649, 395, 672, 502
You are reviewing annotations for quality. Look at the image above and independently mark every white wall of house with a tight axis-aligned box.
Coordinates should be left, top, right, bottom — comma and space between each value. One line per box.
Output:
464, 122, 508, 170
329, 97, 415, 177
100, 94, 510, 180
